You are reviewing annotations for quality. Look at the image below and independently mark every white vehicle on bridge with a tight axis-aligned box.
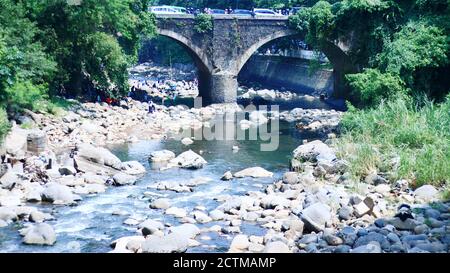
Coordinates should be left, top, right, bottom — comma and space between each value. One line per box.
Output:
149, 6, 187, 15
253, 8, 278, 16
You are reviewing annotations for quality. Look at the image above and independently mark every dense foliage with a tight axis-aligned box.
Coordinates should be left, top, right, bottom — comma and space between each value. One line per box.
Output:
0, 0, 156, 117
289, 0, 450, 106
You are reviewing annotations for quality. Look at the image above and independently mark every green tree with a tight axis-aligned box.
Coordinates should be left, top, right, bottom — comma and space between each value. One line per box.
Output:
346, 68, 407, 107
25, 0, 156, 98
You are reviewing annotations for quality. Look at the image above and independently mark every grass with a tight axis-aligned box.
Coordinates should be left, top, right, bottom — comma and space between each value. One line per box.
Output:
334, 94, 450, 189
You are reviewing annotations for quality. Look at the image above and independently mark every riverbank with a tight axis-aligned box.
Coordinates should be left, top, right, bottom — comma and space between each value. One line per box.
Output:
0, 95, 448, 253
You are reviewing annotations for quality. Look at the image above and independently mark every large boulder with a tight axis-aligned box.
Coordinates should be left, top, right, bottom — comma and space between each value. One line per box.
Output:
233, 167, 273, 178
76, 143, 122, 169
74, 156, 118, 176
4, 127, 28, 157
139, 219, 164, 236
0, 207, 18, 222
120, 161, 146, 175
149, 198, 171, 209
22, 223, 56, 246
169, 150, 207, 169
229, 235, 250, 253
41, 183, 77, 205
300, 202, 332, 232
414, 185, 439, 201
263, 241, 290, 253
351, 241, 382, 253
141, 233, 189, 253
149, 150, 176, 162
292, 140, 336, 163
112, 172, 137, 186
0, 195, 21, 207
0, 170, 21, 189
169, 224, 200, 239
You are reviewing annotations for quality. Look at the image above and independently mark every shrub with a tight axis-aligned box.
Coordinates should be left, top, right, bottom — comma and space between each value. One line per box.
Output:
3, 81, 48, 112
345, 68, 407, 107
194, 14, 213, 34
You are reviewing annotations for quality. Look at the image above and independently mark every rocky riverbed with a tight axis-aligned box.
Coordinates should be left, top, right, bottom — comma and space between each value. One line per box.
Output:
0, 97, 448, 253
0, 63, 448, 253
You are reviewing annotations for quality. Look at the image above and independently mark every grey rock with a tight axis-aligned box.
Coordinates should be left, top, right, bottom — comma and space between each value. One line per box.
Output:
427, 218, 444, 228
334, 244, 351, 253
263, 241, 290, 253
338, 226, 358, 246
0, 207, 17, 222
414, 185, 438, 201
354, 232, 390, 250
150, 198, 171, 209
292, 140, 336, 163
351, 241, 382, 253
58, 165, 77, 176
120, 161, 146, 175
414, 242, 447, 253
23, 223, 56, 245
141, 233, 189, 253
169, 150, 207, 169
298, 233, 318, 244
209, 210, 225, 221
324, 234, 344, 246
414, 224, 430, 234
387, 233, 401, 244
41, 183, 77, 205
149, 150, 176, 162
424, 208, 441, 219
139, 219, 164, 236
221, 171, 233, 181
169, 224, 200, 239
388, 217, 418, 231
112, 172, 137, 186
76, 143, 122, 169
234, 167, 273, 178
390, 243, 405, 253
365, 173, 388, 185
301, 203, 331, 232
282, 172, 299, 184
338, 206, 353, 221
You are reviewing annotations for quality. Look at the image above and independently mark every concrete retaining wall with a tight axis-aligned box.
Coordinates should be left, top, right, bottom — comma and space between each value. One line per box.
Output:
238, 55, 334, 95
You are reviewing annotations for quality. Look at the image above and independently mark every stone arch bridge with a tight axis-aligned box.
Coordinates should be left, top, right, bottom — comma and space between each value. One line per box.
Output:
154, 14, 354, 104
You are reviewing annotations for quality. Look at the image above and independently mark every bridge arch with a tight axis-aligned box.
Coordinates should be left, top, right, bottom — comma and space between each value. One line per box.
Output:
156, 29, 213, 74
235, 29, 298, 74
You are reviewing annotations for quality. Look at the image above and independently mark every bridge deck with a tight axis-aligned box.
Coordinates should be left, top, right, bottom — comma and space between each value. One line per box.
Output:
154, 14, 289, 20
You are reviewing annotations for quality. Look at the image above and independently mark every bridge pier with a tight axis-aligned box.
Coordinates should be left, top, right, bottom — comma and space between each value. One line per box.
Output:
198, 72, 237, 104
